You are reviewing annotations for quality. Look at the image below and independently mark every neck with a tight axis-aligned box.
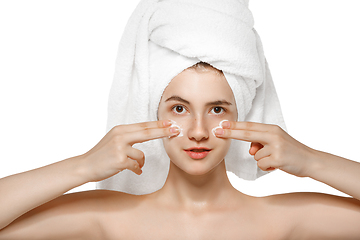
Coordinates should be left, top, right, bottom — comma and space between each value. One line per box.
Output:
155, 160, 240, 211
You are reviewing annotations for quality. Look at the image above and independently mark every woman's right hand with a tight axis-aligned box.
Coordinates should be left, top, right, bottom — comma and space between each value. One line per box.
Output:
80, 120, 179, 182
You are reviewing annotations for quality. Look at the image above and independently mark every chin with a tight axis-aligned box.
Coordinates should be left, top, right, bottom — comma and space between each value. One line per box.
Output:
182, 163, 213, 175
171, 152, 225, 176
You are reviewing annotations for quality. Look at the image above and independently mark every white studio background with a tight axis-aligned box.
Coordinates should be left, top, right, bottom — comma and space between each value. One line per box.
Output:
0, 1, 359, 197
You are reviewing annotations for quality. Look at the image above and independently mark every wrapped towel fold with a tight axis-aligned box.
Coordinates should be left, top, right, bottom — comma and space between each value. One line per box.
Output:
97, 0, 286, 195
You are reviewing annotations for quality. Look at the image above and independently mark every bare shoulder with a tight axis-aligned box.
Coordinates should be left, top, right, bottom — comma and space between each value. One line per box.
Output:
93, 189, 146, 210
263, 191, 360, 215
262, 192, 360, 240
0, 189, 125, 240
94, 190, 156, 239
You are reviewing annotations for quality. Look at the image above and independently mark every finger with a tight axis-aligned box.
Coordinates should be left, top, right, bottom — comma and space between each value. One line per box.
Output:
223, 121, 271, 132
127, 147, 145, 168
113, 120, 172, 134
125, 157, 143, 175
257, 156, 277, 172
215, 128, 270, 144
253, 145, 271, 161
127, 126, 180, 145
249, 142, 264, 155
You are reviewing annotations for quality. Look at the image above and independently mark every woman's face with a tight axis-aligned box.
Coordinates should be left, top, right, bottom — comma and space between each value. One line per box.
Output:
158, 68, 237, 175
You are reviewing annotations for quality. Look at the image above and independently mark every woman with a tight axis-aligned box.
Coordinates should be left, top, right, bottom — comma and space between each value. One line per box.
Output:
1, 62, 360, 239
1, 1, 360, 240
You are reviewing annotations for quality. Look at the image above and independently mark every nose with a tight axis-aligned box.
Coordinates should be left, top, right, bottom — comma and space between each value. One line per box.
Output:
187, 117, 209, 142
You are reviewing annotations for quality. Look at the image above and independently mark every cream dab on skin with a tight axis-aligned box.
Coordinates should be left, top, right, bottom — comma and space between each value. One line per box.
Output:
169, 120, 183, 137
212, 120, 229, 137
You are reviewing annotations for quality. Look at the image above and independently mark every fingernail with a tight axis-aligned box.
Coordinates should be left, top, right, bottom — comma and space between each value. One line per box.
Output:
163, 120, 172, 127
170, 127, 180, 134
215, 128, 224, 135
221, 120, 230, 128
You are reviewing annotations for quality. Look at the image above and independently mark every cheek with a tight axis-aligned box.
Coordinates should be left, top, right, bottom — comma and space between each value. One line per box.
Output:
162, 137, 183, 161
213, 134, 231, 149
162, 133, 184, 148
220, 138, 232, 154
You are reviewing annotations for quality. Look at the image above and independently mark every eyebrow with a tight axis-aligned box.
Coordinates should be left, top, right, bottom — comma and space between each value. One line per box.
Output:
205, 100, 232, 107
165, 95, 232, 106
165, 96, 190, 105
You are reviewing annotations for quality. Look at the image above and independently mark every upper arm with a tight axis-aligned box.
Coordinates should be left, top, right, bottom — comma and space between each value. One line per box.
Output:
291, 193, 360, 239
0, 190, 106, 240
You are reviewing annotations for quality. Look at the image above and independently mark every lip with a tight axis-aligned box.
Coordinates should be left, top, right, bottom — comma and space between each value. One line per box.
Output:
184, 147, 212, 160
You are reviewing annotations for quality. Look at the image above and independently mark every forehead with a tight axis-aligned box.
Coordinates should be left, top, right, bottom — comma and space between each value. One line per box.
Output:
161, 69, 235, 104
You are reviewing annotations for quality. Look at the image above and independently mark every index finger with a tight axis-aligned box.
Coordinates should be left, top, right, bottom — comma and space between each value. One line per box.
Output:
222, 121, 274, 132
115, 120, 172, 134
216, 127, 270, 144
127, 126, 179, 145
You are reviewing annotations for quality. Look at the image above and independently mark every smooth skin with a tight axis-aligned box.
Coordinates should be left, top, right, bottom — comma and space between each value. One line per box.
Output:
1, 68, 360, 239
0, 120, 179, 239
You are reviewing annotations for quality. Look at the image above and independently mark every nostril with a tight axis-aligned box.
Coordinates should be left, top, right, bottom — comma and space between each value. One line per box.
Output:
187, 118, 210, 141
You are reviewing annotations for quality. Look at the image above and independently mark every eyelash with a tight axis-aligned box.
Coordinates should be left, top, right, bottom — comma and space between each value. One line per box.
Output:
210, 106, 226, 115
171, 105, 188, 115
171, 105, 226, 116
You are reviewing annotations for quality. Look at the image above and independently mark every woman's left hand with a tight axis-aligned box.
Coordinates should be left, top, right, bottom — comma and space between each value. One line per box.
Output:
215, 121, 316, 177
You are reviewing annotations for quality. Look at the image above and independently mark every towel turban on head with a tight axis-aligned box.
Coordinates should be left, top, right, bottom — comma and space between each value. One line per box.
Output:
97, 0, 286, 195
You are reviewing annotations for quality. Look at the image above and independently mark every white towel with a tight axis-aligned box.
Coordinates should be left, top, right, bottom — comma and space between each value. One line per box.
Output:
97, 0, 286, 195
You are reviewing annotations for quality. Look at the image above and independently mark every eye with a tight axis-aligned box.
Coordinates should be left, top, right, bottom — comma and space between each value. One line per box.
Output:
210, 106, 225, 115
172, 105, 188, 115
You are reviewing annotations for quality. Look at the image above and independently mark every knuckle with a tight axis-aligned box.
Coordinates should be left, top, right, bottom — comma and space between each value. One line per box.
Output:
243, 130, 252, 139
254, 150, 263, 161
139, 122, 150, 130
113, 135, 124, 146
112, 125, 124, 135
274, 140, 284, 150
116, 145, 126, 155
134, 149, 145, 161
271, 152, 281, 164
140, 151, 145, 160
224, 129, 231, 137
157, 120, 165, 128
117, 156, 127, 166
133, 162, 139, 169
138, 160, 145, 169
245, 122, 254, 130
143, 128, 151, 137
269, 128, 282, 142
273, 134, 282, 143
270, 124, 282, 134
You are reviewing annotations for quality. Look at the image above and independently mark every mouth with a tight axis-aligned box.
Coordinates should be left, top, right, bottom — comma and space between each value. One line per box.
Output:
184, 147, 212, 160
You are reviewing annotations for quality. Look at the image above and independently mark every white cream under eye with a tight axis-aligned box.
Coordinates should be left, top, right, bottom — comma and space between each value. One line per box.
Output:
169, 120, 184, 137
212, 119, 229, 137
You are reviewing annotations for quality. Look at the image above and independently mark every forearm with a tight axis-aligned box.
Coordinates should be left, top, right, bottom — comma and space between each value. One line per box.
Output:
0, 155, 88, 230
307, 150, 360, 201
